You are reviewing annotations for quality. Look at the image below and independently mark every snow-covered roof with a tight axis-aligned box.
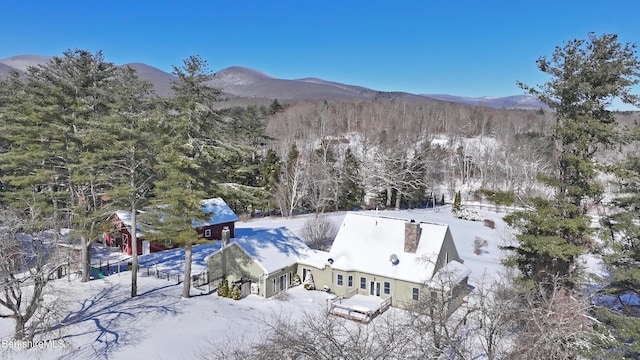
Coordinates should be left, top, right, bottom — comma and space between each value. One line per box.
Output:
427, 260, 471, 289
115, 197, 239, 237
327, 212, 461, 284
192, 197, 240, 227
210, 227, 327, 275
114, 209, 144, 237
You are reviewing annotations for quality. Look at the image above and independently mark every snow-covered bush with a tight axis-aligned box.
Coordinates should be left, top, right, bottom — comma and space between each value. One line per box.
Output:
303, 271, 315, 290
292, 274, 301, 286
453, 208, 483, 221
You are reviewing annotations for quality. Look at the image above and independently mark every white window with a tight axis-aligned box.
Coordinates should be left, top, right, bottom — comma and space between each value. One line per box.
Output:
360, 277, 366, 289
384, 282, 390, 295
337, 274, 343, 286
348, 276, 353, 287
412, 288, 419, 301
204, 229, 212, 238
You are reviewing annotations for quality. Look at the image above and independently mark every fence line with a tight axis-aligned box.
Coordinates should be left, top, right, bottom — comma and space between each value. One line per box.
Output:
89, 258, 211, 288
460, 201, 524, 214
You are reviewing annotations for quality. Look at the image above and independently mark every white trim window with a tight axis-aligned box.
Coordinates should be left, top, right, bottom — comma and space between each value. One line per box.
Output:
412, 287, 420, 301
337, 274, 344, 286
348, 275, 353, 287
383, 282, 391, 295
204, 229, 212, 238
360, 277, 366, 290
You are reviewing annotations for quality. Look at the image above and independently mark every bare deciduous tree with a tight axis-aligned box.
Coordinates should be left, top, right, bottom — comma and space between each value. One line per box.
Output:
300, 215, 337, 251
200, 309, 413, 360
0, 207, 68, 344
506, 277, 602, 359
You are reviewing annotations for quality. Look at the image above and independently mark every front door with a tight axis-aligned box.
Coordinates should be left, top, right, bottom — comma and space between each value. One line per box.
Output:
369, 281, 380, 296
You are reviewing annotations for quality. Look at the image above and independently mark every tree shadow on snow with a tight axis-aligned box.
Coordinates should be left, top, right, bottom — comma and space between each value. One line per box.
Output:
52, 281, 182, 360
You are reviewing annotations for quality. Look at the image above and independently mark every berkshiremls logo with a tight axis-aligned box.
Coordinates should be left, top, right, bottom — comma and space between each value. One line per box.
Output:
2, 339, 66, 349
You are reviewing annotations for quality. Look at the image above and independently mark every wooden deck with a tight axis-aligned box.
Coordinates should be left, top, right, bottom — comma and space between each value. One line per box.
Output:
327, 294, 392, 323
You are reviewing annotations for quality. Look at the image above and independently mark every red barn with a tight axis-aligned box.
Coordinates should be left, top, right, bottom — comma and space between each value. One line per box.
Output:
108, 197, 239, 255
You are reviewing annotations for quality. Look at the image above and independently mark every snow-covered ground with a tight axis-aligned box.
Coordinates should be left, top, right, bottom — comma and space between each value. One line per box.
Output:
0, 206, 512, 359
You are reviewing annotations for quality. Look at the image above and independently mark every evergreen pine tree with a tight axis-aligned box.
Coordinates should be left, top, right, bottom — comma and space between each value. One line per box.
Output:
259, 148, 281, 193
453, 191, 462, 211
105, 65, 157, 297
337, 148, 365, 210
595, 156, 640, 357
144, 55, 221, 298
506, 33, 640, 288
0, 50, 127, 282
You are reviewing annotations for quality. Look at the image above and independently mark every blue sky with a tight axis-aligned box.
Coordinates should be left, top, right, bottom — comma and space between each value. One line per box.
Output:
2, 1, 640, 108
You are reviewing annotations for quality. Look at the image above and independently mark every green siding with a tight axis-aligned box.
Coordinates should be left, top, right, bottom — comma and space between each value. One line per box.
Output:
207, 243, 263, 290
263, 264, 298, 298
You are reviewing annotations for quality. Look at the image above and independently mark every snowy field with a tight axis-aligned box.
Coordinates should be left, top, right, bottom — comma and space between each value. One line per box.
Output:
0, 206, 513, 360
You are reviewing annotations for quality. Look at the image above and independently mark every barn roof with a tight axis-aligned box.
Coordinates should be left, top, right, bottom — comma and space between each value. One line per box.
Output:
193, 198, 240, 227
115, 197, 239, 237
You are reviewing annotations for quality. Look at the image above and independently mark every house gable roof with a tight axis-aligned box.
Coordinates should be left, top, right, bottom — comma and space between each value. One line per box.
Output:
208, 227, 327, 274
327, 212, 464, 284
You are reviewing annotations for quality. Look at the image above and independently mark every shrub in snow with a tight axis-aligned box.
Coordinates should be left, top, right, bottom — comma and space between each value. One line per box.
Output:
473, 236, 489, 255
453, 208, 483, 222
301, 215, 337, 251
292, 274, 301, 286
303, 271, 315, 290
303, 282, 315, 290
231, 284, 241, 300
218, 279, 229, 297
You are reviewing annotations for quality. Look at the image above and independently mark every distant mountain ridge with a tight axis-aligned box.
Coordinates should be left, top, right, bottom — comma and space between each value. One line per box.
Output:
0, 54, 548, 110
421, 94, 549, 110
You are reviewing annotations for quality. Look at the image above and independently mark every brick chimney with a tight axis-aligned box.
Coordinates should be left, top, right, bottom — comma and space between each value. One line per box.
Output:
404, 220, 421, 253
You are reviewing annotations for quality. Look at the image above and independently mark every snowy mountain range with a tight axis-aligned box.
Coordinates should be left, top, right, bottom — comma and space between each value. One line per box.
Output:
0, 55, 548, 110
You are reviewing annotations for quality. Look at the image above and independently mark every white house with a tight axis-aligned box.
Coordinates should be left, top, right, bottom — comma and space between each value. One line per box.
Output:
299, 212, 471, 309
207, 212, 471, 310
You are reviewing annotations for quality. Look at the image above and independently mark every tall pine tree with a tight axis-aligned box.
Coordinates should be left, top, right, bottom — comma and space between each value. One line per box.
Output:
0, 50, 127, 282
144, 55, 221, 298
505, 33, 640, 288
104, 65, 158, 297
